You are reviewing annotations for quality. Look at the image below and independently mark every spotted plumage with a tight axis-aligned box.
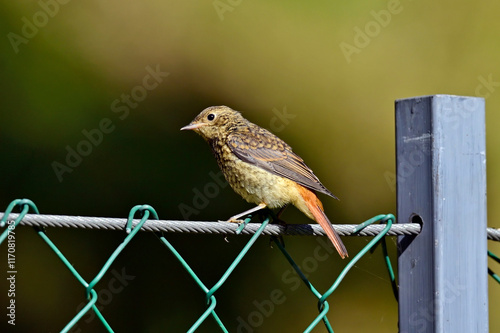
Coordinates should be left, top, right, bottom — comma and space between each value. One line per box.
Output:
181, 106, 347, 258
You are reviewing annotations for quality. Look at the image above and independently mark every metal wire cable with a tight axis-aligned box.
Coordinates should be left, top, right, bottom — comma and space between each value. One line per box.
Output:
2, 212, 498, 240
0, 212, 408, 236
0, 199, 498, 333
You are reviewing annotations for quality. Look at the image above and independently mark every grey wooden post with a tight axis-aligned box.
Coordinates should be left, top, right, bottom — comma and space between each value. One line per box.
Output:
396, 95, 488, 332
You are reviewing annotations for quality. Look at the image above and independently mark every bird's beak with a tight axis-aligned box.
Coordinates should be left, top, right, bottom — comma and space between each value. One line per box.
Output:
180, 122, 207, 131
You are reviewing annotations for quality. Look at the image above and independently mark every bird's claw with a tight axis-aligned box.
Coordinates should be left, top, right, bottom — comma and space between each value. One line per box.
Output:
228, 218, 245, 223
218, 219, 245, 223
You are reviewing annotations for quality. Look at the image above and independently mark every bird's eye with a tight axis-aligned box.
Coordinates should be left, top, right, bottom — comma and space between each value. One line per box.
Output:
207, 113, 216, 121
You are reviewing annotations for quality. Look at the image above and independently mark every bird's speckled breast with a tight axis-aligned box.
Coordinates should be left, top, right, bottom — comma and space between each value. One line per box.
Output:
210, 139, 298, 209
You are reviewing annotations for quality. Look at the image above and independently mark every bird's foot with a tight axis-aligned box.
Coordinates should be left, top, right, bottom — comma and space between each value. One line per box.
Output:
224, 203, 268, 224
270, 204, 289, 226
223, 218, 245, 223
265, 209, 288, 226
274, 217, 288, 227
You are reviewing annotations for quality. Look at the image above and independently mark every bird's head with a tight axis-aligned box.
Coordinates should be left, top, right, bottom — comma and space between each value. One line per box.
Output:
181, 106, 243, 140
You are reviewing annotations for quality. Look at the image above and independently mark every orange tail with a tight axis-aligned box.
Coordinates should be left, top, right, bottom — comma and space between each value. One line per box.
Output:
299, 187, 348, 259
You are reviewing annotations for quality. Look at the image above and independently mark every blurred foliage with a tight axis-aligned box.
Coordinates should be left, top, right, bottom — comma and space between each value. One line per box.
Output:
0, 0, 499, 332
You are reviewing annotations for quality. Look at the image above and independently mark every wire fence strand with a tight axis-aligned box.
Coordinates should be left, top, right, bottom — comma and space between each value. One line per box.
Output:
2, 212, 499, 240
0, 212, 415, 236
1, 198, 498, 333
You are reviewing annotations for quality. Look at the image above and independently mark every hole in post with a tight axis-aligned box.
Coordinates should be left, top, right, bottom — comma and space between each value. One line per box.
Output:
398, 214, 423, 254
409, 213, 423, 236
410, 214, 423, 226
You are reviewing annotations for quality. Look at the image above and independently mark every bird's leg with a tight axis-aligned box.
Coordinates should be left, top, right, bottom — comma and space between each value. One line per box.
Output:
265, 204, 288, 226
227, 203, 267, 223
276, 204, 289, 220
255, 204, 289, 248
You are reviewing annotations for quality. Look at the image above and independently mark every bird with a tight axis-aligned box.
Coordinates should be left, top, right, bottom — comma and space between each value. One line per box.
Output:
181, 106, 348, 259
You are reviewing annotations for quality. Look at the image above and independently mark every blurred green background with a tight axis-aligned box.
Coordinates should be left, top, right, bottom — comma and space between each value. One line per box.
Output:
1, 1, 499, 332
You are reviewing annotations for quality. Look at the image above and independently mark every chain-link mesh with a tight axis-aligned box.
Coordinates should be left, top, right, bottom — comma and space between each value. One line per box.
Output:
1, 198, 498, 332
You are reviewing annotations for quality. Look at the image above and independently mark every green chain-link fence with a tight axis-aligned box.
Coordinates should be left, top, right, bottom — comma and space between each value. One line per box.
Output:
1, 198, 499, 332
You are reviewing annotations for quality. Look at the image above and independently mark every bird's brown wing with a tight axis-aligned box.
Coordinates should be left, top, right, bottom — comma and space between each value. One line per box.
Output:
227, 126, 336, 198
